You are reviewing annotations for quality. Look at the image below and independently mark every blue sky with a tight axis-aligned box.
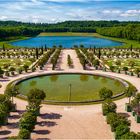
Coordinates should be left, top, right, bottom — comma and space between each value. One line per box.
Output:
0, 0, 140, 23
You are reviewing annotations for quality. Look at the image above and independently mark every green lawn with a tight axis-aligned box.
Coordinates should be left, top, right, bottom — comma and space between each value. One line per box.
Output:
104, 58, 140, 69
0, 58, 32, 70
93, 33, 140, 48
0, 36, 30, 48
38, 32, 96, 36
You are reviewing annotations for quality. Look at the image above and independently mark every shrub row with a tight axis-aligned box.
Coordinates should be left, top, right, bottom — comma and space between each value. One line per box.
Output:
102, 96, 140, 139
17, 88, 46, 139
75, 47, 87, 69
50, 48, 61, 70
0, 94, 13, 125
38, 48, 55, 68
67, 55, 73, 67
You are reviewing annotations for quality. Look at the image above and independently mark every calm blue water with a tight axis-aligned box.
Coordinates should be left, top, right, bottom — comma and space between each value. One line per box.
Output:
11, 36, 123, 48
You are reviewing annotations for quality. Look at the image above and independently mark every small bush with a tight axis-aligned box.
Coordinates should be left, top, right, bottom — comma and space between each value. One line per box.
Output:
99, 87, 113, 100
115, 124, 130, 139
19, 112, 37, 132
18, 129, 30, 139
102, 99, 117, 116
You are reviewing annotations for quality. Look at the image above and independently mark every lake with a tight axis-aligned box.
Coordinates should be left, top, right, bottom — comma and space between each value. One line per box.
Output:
11, 36, 123, 48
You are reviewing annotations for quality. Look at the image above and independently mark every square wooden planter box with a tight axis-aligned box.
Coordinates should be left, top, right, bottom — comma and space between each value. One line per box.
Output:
125, 103, 132, 112
0, 116, 8, 125
132, 111, 136, 116
11, 103, 17, 112
135, 114, 140, 123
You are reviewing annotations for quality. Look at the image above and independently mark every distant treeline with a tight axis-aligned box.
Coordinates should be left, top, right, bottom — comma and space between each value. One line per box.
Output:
0, 20, 140, 41
97, 24, 140, 42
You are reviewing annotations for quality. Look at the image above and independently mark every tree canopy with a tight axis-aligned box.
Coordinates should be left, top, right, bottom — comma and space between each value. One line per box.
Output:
0, 20, 140, 42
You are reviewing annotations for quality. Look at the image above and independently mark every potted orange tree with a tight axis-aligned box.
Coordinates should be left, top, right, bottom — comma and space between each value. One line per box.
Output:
124, 86, 136, 112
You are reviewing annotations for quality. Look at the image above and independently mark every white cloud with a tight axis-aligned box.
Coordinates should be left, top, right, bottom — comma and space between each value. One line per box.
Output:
120, 10, 140, 17
102, 10, 121, 14
0, 0, 139, 22
0, 16, 8, 20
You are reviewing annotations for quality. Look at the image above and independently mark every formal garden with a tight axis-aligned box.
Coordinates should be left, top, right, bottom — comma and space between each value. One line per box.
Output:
0, 25, 139, 139
74, 46, 140, 77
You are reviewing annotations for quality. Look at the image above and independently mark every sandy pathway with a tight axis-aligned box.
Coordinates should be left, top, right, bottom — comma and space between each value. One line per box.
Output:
59, 49, 83, 71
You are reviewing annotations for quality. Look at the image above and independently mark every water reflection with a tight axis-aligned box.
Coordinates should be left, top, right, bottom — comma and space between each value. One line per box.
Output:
93, 75, 99, 80
80, 75, 89, 82
38, 76, 45, 79
114, 80, 121, 86
29, 80, 37, 86
101, 77, 107, 84
49, 75, 59, 82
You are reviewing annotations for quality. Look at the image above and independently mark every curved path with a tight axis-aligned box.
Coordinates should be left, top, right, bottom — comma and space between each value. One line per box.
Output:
0, 50, 140, 139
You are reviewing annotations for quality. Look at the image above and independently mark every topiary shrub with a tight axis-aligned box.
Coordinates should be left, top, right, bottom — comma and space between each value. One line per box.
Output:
18, 129, 31, 139
106, 112, 117, 124
115, 124, 130, 139
102, 99, 117, 116
19, 112, 37, 132
0, 94, 12, 113
0, 110, 8, 125
110, 114, 130, 132
27, 88, 46, 105
31, 67, 36, 72
120, 132, 137, 139
99, 87, 113, 100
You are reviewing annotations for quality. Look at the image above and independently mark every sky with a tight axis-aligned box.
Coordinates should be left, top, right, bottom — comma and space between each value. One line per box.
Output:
0, 0, 140, 23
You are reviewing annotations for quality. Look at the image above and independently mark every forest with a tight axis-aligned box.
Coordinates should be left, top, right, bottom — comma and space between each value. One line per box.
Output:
0, 20, 140, 42
97, 24, 140, 42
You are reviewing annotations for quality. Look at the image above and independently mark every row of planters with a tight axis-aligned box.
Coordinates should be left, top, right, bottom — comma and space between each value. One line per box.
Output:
9, 88, 46, 139
105, 59, 140, 77
37, 48, 56, 69
0, 64, 36, 78
75, 47, 87, 69
79, 47, 95, 66
0, 46, 47, 59
50, 48, 61, 70
92, 47, 140, 59
67, 55, 73, 67
125, 86, 140, 123
99, 87, 140, 139
0, 94, 14, 126
78, 47, 104, 70
0, 85, 20, 126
